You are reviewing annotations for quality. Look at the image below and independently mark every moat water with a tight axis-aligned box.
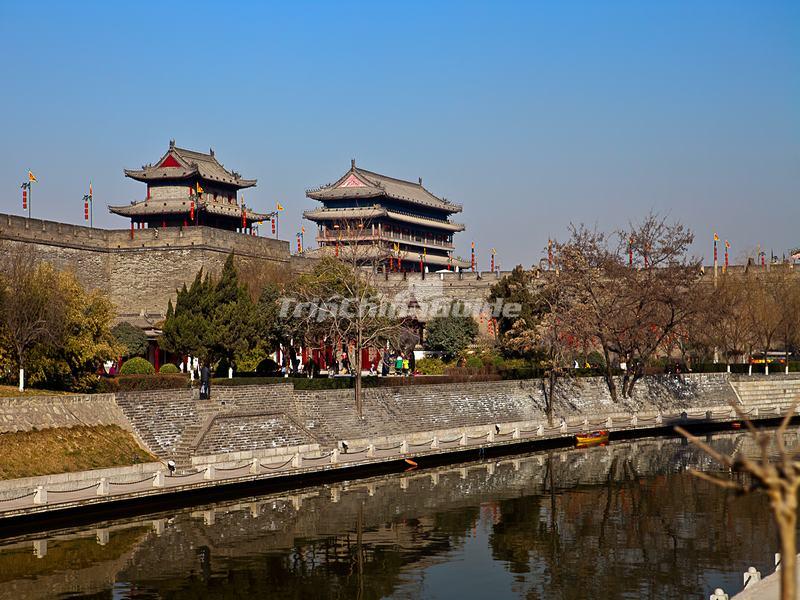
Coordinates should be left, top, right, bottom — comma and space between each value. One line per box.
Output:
0, 430, 791, 600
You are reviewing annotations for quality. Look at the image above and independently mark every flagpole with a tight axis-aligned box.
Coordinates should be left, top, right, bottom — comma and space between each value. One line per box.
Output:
28, 176, 31, 219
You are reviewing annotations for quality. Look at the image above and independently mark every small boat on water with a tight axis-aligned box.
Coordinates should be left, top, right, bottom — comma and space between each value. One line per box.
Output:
575, 430, 610, 447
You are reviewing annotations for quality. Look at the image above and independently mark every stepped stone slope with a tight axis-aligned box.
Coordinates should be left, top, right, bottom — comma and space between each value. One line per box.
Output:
109, 373, 757, 459
6, 374, 792, 462
114, 390, 200, 457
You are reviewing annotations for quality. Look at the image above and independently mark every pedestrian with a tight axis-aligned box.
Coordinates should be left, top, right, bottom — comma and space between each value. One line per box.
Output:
382, 352, 390, 377
200, 363, 211, 399
395, 354, 404, 376
402, 356, 410, 376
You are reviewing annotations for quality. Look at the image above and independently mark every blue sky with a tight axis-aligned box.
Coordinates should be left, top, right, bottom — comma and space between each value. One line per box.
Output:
0, 1, 797, 267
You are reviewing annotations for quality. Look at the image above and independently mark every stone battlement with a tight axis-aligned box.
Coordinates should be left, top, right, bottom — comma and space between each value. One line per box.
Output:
0, 213, 298, 318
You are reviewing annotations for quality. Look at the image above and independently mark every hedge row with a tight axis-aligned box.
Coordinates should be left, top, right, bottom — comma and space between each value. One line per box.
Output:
97, 374, 190, 392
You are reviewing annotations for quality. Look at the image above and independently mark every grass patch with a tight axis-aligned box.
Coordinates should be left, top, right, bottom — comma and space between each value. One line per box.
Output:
0, 385, 73, 398
0, 425, 156, 480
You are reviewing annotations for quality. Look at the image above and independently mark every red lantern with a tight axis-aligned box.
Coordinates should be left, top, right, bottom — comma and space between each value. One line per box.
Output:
297, 235, 302, 253
242, 208, 247, 230
22, 189, 27, 210
189, 200, 195, 222
84, 198, 89, 220
271, 218, 276, 235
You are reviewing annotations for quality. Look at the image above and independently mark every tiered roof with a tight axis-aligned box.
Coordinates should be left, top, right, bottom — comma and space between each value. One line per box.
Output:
306, 161, 462, 214
124, 141, 256, 189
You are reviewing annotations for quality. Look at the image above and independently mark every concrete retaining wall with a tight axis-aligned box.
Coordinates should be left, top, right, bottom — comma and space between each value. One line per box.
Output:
0, 393, 134, 434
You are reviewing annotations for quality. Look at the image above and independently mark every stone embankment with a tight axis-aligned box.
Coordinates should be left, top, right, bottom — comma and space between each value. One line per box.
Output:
0, 372, 798, 519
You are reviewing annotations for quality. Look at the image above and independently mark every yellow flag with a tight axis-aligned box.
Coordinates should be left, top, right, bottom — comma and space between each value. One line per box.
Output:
196, 182, 204, 194
713, 233, 719, 241
276, 202, 284, 211
301, 226, 305, 234
28, 171, 37, 183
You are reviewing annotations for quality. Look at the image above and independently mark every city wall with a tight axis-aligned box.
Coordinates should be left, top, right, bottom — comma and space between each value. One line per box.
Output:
0, 213, 794, 331
0, 213, 300, 321
4, 372, 789, 462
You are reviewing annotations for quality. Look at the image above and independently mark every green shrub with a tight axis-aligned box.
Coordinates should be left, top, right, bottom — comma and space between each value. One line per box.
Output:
119, 357, 155, 375
111, 322, 149, 358
256, 357, 281, 375
95, 374, 189, 392
416, 357, 447, 375
465, 355, 484, 369
159, 363, 180, 374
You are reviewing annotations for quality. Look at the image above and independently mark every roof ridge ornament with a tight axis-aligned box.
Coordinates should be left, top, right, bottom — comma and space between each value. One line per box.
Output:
169, 139, 175, 149
351, 158, 356, 170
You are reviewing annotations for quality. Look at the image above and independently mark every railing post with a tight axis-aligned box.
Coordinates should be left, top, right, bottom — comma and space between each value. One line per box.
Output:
742, 566, 761, 587
709, 589, 729, 600
33, 486, 47, 505
460, 432, 467, 446
153, 470, 165, 487
250, 460, 260, 475
97, 477, 109, 496
203, 466, 214, 481
656, 413, 663, 425
559, 419, 567, 434
331, 448, 339, 464
513, 427, 520, 439
400, 440, 409, 454
367, 444, 375, 458
582, 418, 589, 428
431, 436, 439, 450
487, 429, 495, 442
536, 424, 544, 436
630, 414, 638, 427
606, 416, 613, 428
292, 453, 303, 468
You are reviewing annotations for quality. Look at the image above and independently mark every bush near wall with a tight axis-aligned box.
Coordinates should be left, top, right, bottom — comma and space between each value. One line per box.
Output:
159, 363, 180, 374
119, 357, 155, 375
97, 374, 190, 392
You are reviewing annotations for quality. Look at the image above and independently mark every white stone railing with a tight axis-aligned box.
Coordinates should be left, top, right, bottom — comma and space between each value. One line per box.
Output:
1, 400, 797, 518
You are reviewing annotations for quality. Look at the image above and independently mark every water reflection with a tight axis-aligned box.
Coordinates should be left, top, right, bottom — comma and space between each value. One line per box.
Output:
0, 431, 792, 600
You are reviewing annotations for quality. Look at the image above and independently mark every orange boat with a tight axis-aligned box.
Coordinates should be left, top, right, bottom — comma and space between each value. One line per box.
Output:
575, 430, 609, 447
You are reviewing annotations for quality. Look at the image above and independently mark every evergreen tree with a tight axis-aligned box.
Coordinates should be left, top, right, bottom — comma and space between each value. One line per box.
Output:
424, 303, 478, 361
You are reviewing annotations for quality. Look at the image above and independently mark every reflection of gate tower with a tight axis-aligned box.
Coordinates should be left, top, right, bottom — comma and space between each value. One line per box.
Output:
109, 141, 270, 231
304, 160, 468, 271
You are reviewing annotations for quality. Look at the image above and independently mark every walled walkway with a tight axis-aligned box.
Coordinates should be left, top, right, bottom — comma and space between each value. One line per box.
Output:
1, 373, 798, 520
0, 389, 794, 520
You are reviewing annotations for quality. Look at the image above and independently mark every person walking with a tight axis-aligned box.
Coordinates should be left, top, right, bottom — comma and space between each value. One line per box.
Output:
381, 352, 390, 377
402, 356, 410, 377
395, 353, 404, 376
200, 363, 211, 399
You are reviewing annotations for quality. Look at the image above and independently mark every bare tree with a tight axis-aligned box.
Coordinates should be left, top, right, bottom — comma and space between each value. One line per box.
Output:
288, 219, 413, 418
557, 214, 701, 400
0, 251, 65, 390
676, 405, 800, 600
701, 275, 757, 369
745, 271, 785, 374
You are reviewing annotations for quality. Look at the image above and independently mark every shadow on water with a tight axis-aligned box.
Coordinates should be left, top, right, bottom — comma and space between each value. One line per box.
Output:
0, 429, 797, 599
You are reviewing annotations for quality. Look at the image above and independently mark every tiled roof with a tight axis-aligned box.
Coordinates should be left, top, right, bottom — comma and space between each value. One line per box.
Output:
124, 143, 256, 189
306, 163, 462, 214
108, 198, 269, 221
303, 206, 465, 232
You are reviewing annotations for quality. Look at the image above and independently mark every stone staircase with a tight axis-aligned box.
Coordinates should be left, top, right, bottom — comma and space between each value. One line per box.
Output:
171, 400, 227, 469
730, 375, 800, 409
